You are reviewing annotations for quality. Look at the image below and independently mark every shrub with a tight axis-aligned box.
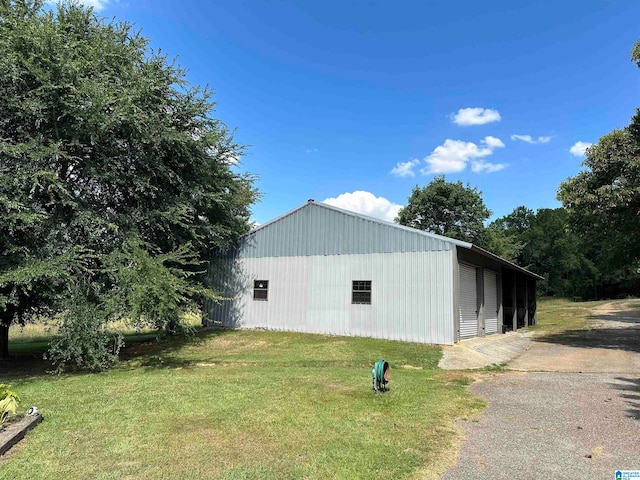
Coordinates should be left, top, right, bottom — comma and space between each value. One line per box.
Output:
46, 294, 123, 373
0, 384, 20, 427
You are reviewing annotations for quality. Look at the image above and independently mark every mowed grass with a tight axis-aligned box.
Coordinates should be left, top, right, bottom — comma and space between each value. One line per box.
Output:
1, 329, 484, 479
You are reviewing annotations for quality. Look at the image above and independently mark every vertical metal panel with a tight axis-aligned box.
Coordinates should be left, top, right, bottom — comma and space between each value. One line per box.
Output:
476, 266, 485, 336
459, 264, 478, 339
484, 269, 499, 334
206, 250, 456, 345
451, 247, 461, 342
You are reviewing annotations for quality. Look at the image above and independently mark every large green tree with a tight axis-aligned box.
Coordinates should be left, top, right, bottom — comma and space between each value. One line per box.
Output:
483, 206, 533, 262
396, 176, 491, 244
0, 1, 257, 367
558, 129, 640, 274
490, 206, 535, 235
558, 39, 640, 277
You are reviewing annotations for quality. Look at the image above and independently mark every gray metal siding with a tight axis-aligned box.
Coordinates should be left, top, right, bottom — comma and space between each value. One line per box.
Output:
484, 269, 498, 334
207, 250, 456, 345
237, 203, 456, 258
459, 264, 478, 339
451, 247, 461, 343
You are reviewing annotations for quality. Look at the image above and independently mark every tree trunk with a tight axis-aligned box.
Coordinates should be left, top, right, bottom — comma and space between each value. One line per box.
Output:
0, 322, 9, 359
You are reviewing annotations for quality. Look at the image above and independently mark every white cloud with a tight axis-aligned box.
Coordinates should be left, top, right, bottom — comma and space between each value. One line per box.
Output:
484, 136, 505, 148
471, 160, 508, 173
511, 134, 552, 144
305, 148, 318, 154
390, 159, 420, 178
451, 107, 501, 126
225, 154, 239, 165
207, 146, 239, 165
322, 191, 402, 222
570, 141, 593, 157
46, 0, 110, 11
511, 134, 534, 144
421, 136, 505, 174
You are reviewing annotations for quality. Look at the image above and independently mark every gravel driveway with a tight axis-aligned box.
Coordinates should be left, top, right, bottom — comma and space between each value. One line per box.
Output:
442, 302, 640, 480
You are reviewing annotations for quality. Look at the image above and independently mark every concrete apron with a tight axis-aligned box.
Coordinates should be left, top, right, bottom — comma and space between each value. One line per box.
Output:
439, 331, 533, 370
439, 330, 640, 373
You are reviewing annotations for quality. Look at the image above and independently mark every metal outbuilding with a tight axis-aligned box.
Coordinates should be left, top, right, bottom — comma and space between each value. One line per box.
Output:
206, 200, 543, 345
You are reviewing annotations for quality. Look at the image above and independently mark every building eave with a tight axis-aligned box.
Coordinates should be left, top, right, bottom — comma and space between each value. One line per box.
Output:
468, 245, 545, 281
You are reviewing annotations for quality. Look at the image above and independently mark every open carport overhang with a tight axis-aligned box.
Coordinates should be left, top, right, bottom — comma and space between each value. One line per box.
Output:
468, 245, 545, 281
457, 244, 544, 332
460, 245, 544, 332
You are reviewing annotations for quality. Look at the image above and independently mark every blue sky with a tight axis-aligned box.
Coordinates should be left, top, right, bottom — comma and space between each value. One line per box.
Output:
73, 0, 639, 224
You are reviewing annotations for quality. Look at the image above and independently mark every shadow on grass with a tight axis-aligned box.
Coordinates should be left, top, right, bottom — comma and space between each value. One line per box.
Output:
611, 376, 640, 421
535, 326, 640, 353
118, 327, 235, 371
0, 327, 236, 379
534, 310, 640, 354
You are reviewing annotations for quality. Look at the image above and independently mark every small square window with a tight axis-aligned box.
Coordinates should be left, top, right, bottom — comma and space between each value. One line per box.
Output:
352, 280, 371, 304
253, 280, 268, 301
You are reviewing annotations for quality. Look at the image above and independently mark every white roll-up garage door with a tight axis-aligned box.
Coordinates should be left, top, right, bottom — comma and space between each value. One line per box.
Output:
484, 270, 498, 334
459, 264, 478, 339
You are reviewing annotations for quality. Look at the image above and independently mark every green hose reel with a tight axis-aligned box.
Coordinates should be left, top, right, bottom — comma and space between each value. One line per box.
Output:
371, 360, 390, 392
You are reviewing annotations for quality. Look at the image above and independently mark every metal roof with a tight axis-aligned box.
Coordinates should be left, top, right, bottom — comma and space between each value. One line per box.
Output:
246, 200, 471, 246
241, 200, 543, 280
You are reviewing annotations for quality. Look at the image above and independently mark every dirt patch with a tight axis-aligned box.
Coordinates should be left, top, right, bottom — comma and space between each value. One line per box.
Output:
434, 372, 477, 386
205, 337, 270, 355
591, 300, 640, 330
195, 361, 255, 368
509, 342, 639, 373
510, 301, 640, 373
591, 300, 640, 315
323, 383, 358, 393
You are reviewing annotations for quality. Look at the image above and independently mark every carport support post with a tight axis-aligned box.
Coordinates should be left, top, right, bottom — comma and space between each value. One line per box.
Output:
525, 277, 529, 327
497, 272, 503, 333
512, 271, 517, 331
531, 278, 538, 325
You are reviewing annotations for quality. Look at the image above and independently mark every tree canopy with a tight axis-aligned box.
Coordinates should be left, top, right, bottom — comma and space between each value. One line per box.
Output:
396, 176, 491, 244
0, 1, 258, 368
558, 42, 640, 278
490, 207, 596, 298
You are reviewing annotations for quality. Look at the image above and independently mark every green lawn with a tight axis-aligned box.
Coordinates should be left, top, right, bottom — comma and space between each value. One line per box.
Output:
0, 329, 484, 479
